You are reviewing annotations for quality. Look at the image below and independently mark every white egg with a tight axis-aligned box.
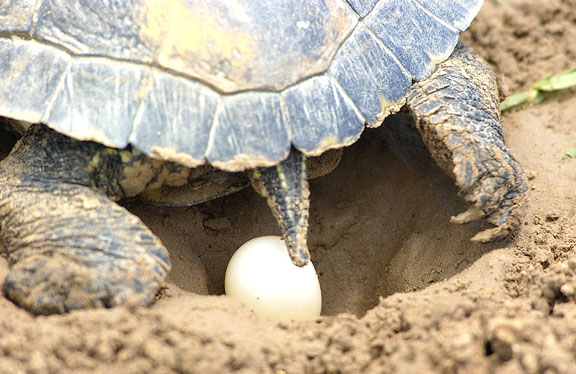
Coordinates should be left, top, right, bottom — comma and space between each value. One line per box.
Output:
225, 236, 322, 322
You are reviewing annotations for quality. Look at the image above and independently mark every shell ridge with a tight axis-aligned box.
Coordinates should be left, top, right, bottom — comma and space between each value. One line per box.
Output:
29, 0, 45, 36
203, 98, 223, 162
277, 93, 293, 146
409, 0, 458, 32
328, 23, 412, 126
40, 57, 72, 124
361, 22, 414, 80
328, 74, 366, 126
344, 0, 380, 18
128, 69, 154, 144
411, 0, 483, 31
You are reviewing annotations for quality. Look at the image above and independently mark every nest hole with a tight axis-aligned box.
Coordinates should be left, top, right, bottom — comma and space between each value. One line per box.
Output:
130, 114, 497, 317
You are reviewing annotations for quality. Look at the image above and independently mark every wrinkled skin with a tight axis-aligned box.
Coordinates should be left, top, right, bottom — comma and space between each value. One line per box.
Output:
407, 44, 526, 242
0, 44, 527, 315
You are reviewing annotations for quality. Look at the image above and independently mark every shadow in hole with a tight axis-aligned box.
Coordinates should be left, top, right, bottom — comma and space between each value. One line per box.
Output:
0, 118, 23, 161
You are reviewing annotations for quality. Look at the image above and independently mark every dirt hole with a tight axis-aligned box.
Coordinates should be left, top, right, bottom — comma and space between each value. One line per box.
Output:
128, 114, 500, 318
0, 115, 500, 318
0, 115, 499, 317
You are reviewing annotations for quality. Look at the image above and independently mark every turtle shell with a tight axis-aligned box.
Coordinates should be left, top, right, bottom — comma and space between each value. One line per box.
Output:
0, 0, 482, 171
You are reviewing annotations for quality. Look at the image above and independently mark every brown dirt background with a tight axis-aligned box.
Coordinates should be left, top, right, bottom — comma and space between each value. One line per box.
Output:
1, 0, 576, 373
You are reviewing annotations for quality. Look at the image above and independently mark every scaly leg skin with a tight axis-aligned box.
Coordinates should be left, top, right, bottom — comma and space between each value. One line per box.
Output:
407, 43, 528, 242
0, 125, 173, 314
251, 150, 311, 266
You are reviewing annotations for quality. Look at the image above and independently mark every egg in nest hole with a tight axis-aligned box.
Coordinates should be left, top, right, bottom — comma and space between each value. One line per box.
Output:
225, 236, 322, 321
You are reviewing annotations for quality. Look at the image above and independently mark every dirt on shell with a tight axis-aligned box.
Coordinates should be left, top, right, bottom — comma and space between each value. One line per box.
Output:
1, 1, 576, 373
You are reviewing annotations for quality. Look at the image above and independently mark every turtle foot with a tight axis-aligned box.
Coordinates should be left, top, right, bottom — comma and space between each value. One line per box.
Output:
0, 125, 171, 314
0, 181, 170, 315
5, 251, 166, 315
407, 43, 528, 241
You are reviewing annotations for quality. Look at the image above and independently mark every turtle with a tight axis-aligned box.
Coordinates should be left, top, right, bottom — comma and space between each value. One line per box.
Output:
0, 0, 527, 315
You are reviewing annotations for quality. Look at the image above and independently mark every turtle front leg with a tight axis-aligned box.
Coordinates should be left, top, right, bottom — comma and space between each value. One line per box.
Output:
251, 149, 311, 266
407, 43, 528, 241
0, 125, 172, 314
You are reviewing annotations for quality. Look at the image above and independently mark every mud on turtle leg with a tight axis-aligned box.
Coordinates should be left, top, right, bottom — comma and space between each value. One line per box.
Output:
407, 44, 528, 241
0, 125, 173, 314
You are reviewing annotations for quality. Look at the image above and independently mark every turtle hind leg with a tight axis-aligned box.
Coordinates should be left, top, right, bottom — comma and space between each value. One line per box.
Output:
407, 43, 528, 241
0, 125, 170, 314
251, 149, 311, 266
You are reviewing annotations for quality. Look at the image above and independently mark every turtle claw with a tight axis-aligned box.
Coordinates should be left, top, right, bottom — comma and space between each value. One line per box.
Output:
450, 140, 527, 242
471, 226, 511, 243
467, 178, 523, 243
455, 188, 524, 243
451, 205, 485, 225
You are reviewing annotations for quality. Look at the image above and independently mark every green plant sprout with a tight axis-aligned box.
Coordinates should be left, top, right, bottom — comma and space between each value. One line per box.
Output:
500, 67, 576, 112
562, 148, 576, 159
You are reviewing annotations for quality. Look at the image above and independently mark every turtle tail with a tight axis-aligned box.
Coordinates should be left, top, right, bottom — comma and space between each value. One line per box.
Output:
250, 149, 311, 266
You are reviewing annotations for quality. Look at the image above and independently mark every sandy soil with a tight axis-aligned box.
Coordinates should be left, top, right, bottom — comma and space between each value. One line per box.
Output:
1, 1, 575, 373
